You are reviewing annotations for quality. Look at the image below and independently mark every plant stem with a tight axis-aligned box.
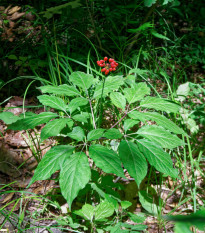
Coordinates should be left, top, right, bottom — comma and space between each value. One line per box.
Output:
110, 106, 140, 129
98, 77, 106, 127
89, 99, 96, 129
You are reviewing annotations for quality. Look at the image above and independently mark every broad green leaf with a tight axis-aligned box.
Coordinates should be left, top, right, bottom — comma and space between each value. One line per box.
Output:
87, 128, 105, 141
124, 83, 150, 104
0, 112, 19, 124
140, 97, 180, 113
151, 30, 170, 40
141, 112, 185, 134
137, 139, 177, 177
38, 84, 80, 97
138, 190, 158, 215
93, 76, 124, 98
121, 223, 147, 231
136, 125, 184, 149
128, 111, 185, 134
166, 209, 205, 231
128, 212, 146, 223
67, 97, 88, 114
144, 0, 157, 7
118, 140, 147, 186
128, 111, 149, 122
128, 68, 148, 76
104, 128, 123, 139
8, 112, 58, 130
89, 144, 125, 178
123, 119, 139, 132
69, 71, 94, 90
110, 92, 126, 110
104, 194, 119, 211
74, 204, 94, 221
38, 95, 67, 112
95, 201, 115, 221
174, 223, 192, 233
67, 126, 85, 141
60, 152, 91, 209
121, 201, 132, 209
41, 118, 73, 141
30, 145, 74, 184
72, 114, 88, 123
176, 82, 190, 102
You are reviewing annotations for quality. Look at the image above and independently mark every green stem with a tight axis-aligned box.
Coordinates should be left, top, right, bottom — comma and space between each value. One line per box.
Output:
98, 77, 106, 127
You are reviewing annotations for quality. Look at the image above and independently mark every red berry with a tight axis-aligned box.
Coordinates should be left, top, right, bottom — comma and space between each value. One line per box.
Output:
115, 62, 118, 66
105, 69, 109, 75
97, 61, 100, 65
109, 58, 114, 63
100, 63, 105, 67
101, 68, 106, 72
112, 68, 116, 71
100, 60, 104, 63
109, 68, 113, 71
104, 57, 108, 61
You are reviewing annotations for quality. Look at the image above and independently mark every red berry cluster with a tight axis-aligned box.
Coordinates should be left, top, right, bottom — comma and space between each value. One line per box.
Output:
97, 57, 118, 75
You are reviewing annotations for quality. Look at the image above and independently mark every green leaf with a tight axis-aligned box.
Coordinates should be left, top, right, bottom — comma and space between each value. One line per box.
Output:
127, 22, 153, 32
87, 128, 105, 141
138, 112, 185, 135
8, 112, 58, 130
37, 95, 67, 112
118, 140, 147, 186
176, 82, 190, 102
121, 201, 132, 209
41, 118, 73, 141
30, 145, 74, 184
140, 97, 181, 113
93, 76, 124, 99
139, 190, 159, 215
144, 0, 157, 7
128, 111, 149, 122
104, 128, 123, 139
174, 223, 192, 233
67, 126, 85, 141
128, 212, 146, 223
151, 30, 170, 40
167, 209, 205, 232
89, 144, 125, 178
123, 119, 139, 132
74, 204, 95, 221
38, 84, 80, 97
67, 97, 89, 114
72, 114, 89, 123
60, 152, 91, 209
70, 71, 95, 90
8, 54, 18, 60
0, 112, 19, 124
137, 139, 177, 178
110, 92, 126, 110
95, 201, 115, 221
124, 83, 150, 104
136, 125, 184, 149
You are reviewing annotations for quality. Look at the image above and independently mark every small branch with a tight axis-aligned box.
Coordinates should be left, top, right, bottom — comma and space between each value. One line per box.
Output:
110, 106, 140, 129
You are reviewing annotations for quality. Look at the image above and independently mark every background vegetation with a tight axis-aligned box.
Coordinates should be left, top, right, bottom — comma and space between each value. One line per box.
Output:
0, 0, 204, 232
